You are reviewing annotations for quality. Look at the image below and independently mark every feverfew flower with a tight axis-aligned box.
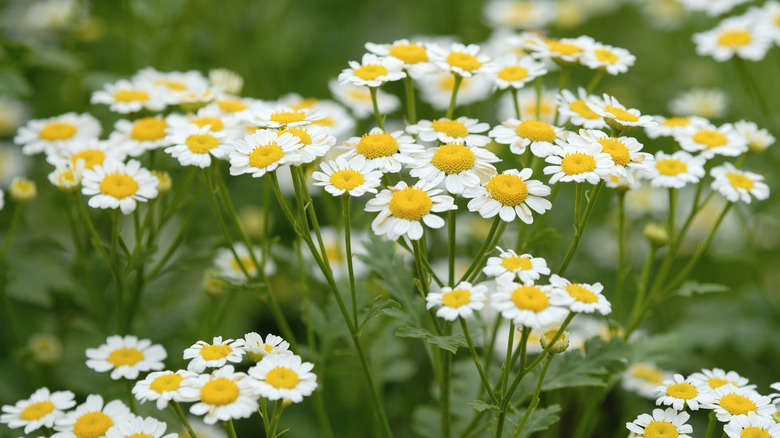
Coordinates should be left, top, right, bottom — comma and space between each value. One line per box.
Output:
486, 55, 547, 90
645, 151, 706, 189
81, 159, 159, 215
544, 142, 614, 185
241, 333, 293, 363
705, 386, 776, 422
248, 106, 324, 129
689, 368, 754, 391
364, 39, 436, 79
482, 247, 550, 283
164, 124, 230, 168
675, 123, 747, 159
654, 374, 713, 411
341, 128, 423, 173
91, 79, 168, 113
48, 162, 84, 192
489, 118, 564, 157
723, 411, 780, 438
133, 67, 210, 98
329, 79, 401, 119
1, 388, 75, 434
312, 154, 382, 197
429, 43, 492, 77
183, 337, 245, 373
465, 169, 552, 223
426, 281, 487, 321
483, 0, 556, 29
645, 115, 709, 139
587, 94, 656, 131
567, 129, 653, 180
189, 365, 261, 424
132, 370, 199, 410
110, 116, 171, 157
491, 278, 569, 330
580, 43, 635, 75
734, 120, 775, 153
556, 88, 607, 129
338, 53, 406, 87
14, 112, 101, 156
276, 124, 335, 165
52, 395, 132, 438
248, 354, 318, 403
693, 16, 773, 62
105, 416, 177, 438
548, 274, 611, 315
365, 180, 456, 241
626, 408, 692, 438
678, 0, 751, 16
528, 36, 595, 64
228, 130, 302, 178
85, 335, 167, 380
408, 142, 499, 195
209, 68, 243, 94
623, 363, 675, 399
213, 242, 275, 282
46, 138, 127, 171
710, 163, 769, 204
407, 117, 491, 147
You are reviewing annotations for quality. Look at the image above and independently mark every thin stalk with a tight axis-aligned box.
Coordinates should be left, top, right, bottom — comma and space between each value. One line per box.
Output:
558, 181, 604, 275
534, 77, 542, 120
511, 88, 522, 120
445, 74, 464, 120
224, 419, 238, 438
585, 70, 605, 94
404, 74, 417, 124
441, 345, 451, 438
459, 217, 501, 283
342, 196, 359, 327
267, 400, 286, 438
704, 411, 718, 438
511, 354, 554, 438
625, 245, 658, 335
171, 402, 198, 438
0, 202, 24, 259
369, 87, 386, 131
460, 318, 499, 404
501, 321, 515, 395
613, 191, 627, 324
448, 200, 457, 286
259, 398, 271, 433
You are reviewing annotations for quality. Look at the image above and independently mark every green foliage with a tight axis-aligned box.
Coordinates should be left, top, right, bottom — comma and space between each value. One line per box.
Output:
542, 337, 631, 391
395, 326, 466, 354
512, 405, 562, 438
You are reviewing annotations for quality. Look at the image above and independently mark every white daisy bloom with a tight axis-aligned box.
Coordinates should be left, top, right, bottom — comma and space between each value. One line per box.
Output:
228, 130, 302, 178
14, 112, 102, 156
465, 169, 552, 223
241, 333, 293, 363
275, 123, 335, 165
0, 96, 29, 136
48, 161, 85, 192
491, 278, 569, 330
675, 123, 748, 159
625, 408, 692, 438
426, 281, 487, 321
556, 88, 607, 129
724, 411, 780, 438
416, 71, 492, 111
167, 106, 244, 140
85, 335, 167, 380
364, 39, 437, 79
133, 67, 210, 96
653, 373, 713, 411
283, 96, 356, 142
408, 142, 499, 195
689, 368, 755, 391
734, 120, 775, 153
189, 365, 261, 425
105, 415, 177, 438
81, 159, 159, 215
46, 138, 127, 172
247, 105, 325, 129
183, 336, 246, 373
209, 68, 244, 95
429, 43, 492, 78
1, 388, 75, 434
483, 0, 556, 29
548, 274, 611, 315
623, 363, 675, 399
678, 0, 751, 16
567, 129, 653, 180
580, 43, 635, 75
329, 78, 401, 119
338, 53, 407, 87
668, 88, 728, 119
498, 87, 558, 123
213, 241, 275, 282
587, 94, 656, 131
208, 96, 258, 119
91, 79, 169, 113
644, 151, 706, 189
710, 163, 769, 204
109, 116, 172, 157
407, 116, 491, 147
489, 118, 564, 157
164, 124, 230, 168
705, 385, 776, 423
543, 142, 614, 185
482, 247, 550, 283
248, 354, 318, 403
751, 1, 780, 45
132, 370, 199, 410
528, 36, 596, 64
694, 16, 774, 62
365, 180, 456, 241
486, 55, 547, 90
341, 128, 423, 174
52, 395, 132, 438
312, 154, 382, 197
645, 115, 709, 139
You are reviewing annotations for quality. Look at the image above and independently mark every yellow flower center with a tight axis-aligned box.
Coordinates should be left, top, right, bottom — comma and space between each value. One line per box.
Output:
266, 367, 300, 389
515, 120, 557, 142
666, 382, 698, 399
149, 373, 184, 393
485, 173, 529, 206
270, 111, 306, 125
442, 288, 471, 308
329, 169, 365, 191
72, 149, 106, 170
199, 344, 233, 361
570, 100, 600, 119
718, 30, 752, 47
354, 64, 389, 81
388, 187, 433, 221
497, 66, 529, 82
742, 427, 771, 438
192, 117, 225, 132
20, 401, 55, 421
229, 256, 255, 274
631, 365, 664, 384
263, 343, 275, 353
154, 79, 187, 91
431, 143, 476, 174
693, 130, 728, 148
643, 420, 679, 438
661, 116, 689, 127
707, 377, 730, 388
114, 89, 149, 102
185, 134, 219, 154
720, 394, 757, 416
200, 378, 240, 406
356, 132, 399, 158
547, 40, 582, 57
389, 43, 428, 64
127, 433, 154, 438
39, 122, 77, 141
597, 138, 631, 167
73, 412, 113, 438
560, 152, 597, 175
511, 285, 549, 312
100, 174, 139, 199
446, 51, 482, 71
57, 169, 79, 186
605, 105, 639, 122
315, 116, 335, 127
523, 101, 554, 118
726, 172, 755, 191
130, 117, 168, 141
216, 99, 248, 113
107, 347, 144, 367
565, 284, 598, 303
656, 159, 687, 176
279, 127, 312, 145
248, 143, 284, 169
431, 119, 469, 138
501, 255, 533, 271
594, 48, 619, 64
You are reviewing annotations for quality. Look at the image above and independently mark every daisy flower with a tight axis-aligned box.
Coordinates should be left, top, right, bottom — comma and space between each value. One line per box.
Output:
209, 96, 257, 119
544, 142, 614, 185
276, 124, 335, 165
548, 274, 611, 315
626, 408, 692, 438
48, 162, 84, 192
132, 370, 199, 410
311, 154, 382, 197
645, 115, 709, 139
556, 88, 607, 129
1, 388, 75, 434
491, 278, 569, 330
341, 128, 423, 174
486, 55, 547, 90
724, 411, 780, 438
407, 116, 491, 147
489, 118, 564, 157
644, 151, 706, 189
668, 88, 728, 119
710, 163, 769, 204
85, 335, 167, 380
693, 16, 773, 62
133, 67, 210, 97
426, 281, 487, 321
528, 36, 595, 65
109, 116, 171, 157
568, 129, 653, 180
689, 368, 754, 391
483, 0, 556, 29
408, 142, 499, 195
209, 68, 243, 94
580, 43, 635, 75
675, 123, 747, 159
241, 333, 293, 363
364, 39, 436, 79
52, 395, 132, 438
46, 138, 127, 172
164, 124, 230, 168
654, 374, 713, 411
167, 105, 244, 139
14, 112, 101, 156
587, 94, 656, 131
705, 386, 776, 422
329, 79, 401, 119
365, 180, 456, 241
183, 336, 245, 373
482, 247, 550, 283
81, 159, 159, 215
105, 416, 177, 438
678, 0, 751, 16
228, 130, 302, 178
338, 53, 406, 87
429, 43, 492, 77
734, 120, 775, 153
465, 169, 552, 223
623, 363, 675, 399
189, 365, 261, 425
248, 106, 324, 129
416, 71, 492, 111
213, 241, 275, 281
248, 354, 318, 403
91, 79, 169, 113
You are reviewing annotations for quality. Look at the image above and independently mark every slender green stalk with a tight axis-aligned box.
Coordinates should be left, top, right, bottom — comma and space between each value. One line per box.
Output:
667, 188, 678, 243
534, 77, 542, 120
441, 344, 451, 438
501, 321, 515, 395
459, 217, 501, 283
171, 402, 198, 438
704, 411, 718, 438
460, 318, 499, 404
625, 245, 658, 335
574, 183, 584, 225
125, 380, 136, 413
511, 354, 554, 438
259, 399, 271, 433
0, 202, 24, 259
448, 199, 457, 286
445, 74, 464, 120
614, 191, 627, 324
523, 312, 575, 372
224, 419, 238, 438
404, 74, 417, 124
342, 196, 359, 327
558, 181, 604, 275
511, 88, 522, 120
517, 327, 531, 374
369, 87, 385, 131
585, 70, 605, 94
267, 400, 286, 438
733, 58, 772, 125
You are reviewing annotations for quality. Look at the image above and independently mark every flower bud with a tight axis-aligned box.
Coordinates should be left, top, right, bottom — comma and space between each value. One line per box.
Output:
10, 177, 37, 202
28, 333, 62, 364
152, 171, 172, 194
643, 223, 669, 247
540, 325, 569, 354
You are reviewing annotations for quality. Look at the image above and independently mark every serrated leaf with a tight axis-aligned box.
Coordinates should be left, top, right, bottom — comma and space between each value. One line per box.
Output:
541, 337, 630, 391
674, 281, 729, 297
359, 296, 401, 330
513, 405, 561, 438
470, 399, 500, 413
396, 326, 465, 353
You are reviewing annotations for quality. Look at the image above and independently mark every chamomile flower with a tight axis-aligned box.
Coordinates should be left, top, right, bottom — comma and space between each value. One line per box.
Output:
46, 138, 127, 172
109, 116, 172, 157
168, 106, 243, 139
241, 333, 293, 363
483, 0, 556, 29
281, 96, 356, 141
675, 123, 748, 159
133, 67, 210, 97
528, 36, 595, 64
276, 124, 335, 164
132, 370, 199, 410
249, 106, 324, 129
587, 94, 656, 131
734, 120, 775, 153
364, 39, 436, 79
14, 112, 101, 156
312, 154, 382, 197
48, 162, 84, 192
544, 142, 614, 185
705, 386, 776, 422
623, 363, 675, 399
209, 96, 257, 119
486, 55, 547, 90
426, 281, 487, 321
164, 124, 230, 168
689, 368, 754, 391
548, 274, 611, 315
408, 142, 499, 195
556, 88, 607, 129
189, 365, 261, 424
465, 169, 552, 223
723, 411, 780, 438
626, 408, 692, 438
644, 151, 705, 189
105, 416, 177, 438
52, 395, 133, 438
91, 79, 169, 113
710, 163, 769, 204
338, 53, 406, 87
416, 71, 492, 111
429, 43, 492, 77
248, 354, 318, 403
329, 79, 401, 119
490, 118, 564, 157
654, 374, 712, 411
482, 247, 550, 283
228, 130, 302, 178
491, 278, 569, 330
693, 16, 773, 62
341, 128, 423, 173
1, 388, 75, 434
407, 117, 491, 147
213, 242, 275, 282
580, 43, 635, 75
678, 0, 751, 16
183, 337, 245, 373
669, 88, 728, 119
208, 68, 243, 95
568, 129, 653, 179
81, 159, 159, 215
85, 335, 167, 380
365, 180, 456, 241
645, 115, 709, 139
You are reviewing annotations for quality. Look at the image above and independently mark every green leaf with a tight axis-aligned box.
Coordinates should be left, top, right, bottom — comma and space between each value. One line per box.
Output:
395, 326, 466, 354
541, 337, 630, 391
673, 281, 729, 297
470, 400, 500, 413
513, 405, 561, 438
359, 296, 401, 330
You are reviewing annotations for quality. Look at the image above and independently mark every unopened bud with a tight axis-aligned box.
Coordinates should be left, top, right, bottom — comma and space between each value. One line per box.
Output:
152, 171, 172, 194
540, 325, 569, 354
643, 223, 669, 247
10, 177, 37, 202
28, 333, 62, 364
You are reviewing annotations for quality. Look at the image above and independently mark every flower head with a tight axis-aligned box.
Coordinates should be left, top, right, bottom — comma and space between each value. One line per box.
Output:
183, 336, 245, 373
710, 163, 769, 204
189, 365, 261, 424
544, 141, 614, 185
426, 281, 487, 321
548, 274, 611, 315
312, 154, 383, 197
489, 118, 564, 157
132, 370, 199, 410
654, 374, 713, 411
14, 112, 101, 156
491, 278, 569, 330
81, 159, 159, 215
408, 142, 499, 195
644, 151, 705, 189
52, 395, 132, 438
364, 39, 436, 79
338, 53, 406, 87
365, 180, 456, 241
465, 169, 552, 223
86, 335, 167, 380
626, 408, 692, 438
1, 388, 75, 434
482, 247, 550, 283
248, 354, 318, 403
341, 128, 423, 174
228, 130, 302, 178
241, 333, 293, 362
429, 43, 492, 77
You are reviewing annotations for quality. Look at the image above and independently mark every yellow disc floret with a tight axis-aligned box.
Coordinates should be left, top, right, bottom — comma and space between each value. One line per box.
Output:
185, 134, 219, 154
270, 111, 306, 125
515, 120, 557, 142
354, 64, 389, 81
72, 149, 106, 170
107, 347, 144, 367
661, 116, 690, 127
149, 374, 184, 393
249, 143, 284, 169
431, 143, 476, 174
39, 122, 77, 141
561, 152, 597, 175
604, 105, 639, 122
20, 401, 55, 421
498, 66, 529, 82
726, 173, 755, 191
565, 284, 598, 303
446, 51, 482, 71
741, 427, 771, 438
192, 117, 225, 132
511, 286, 549, 312
718, 30, 752, 47
594, 48, 619, 64
130, 117, 168, 141
720, 394, 757, 416
216, 99, 248, 113
389, 43, 428, 64
501, 255, 532, 271
693, 130, 728, 148
100, 174, 139, 199
73, 412, 113, 438
279, 127, 312, 145
656, 159, 687, 176
266, 367, 300, 389
570, 100, 600, 119
388, 187, 433, 221
485, 173, 529, 206
356, 132, 399, 158
547, 40, 583, 57
667, 382, 698, 400
330, 169, 365, 191
597, 138, 631, 167
643, 421, 679, 438
114, 89, 149, 102
442, 288, 471, 308
199, 344, 233, 361
200, 378, 240, 406
431, 119, 469, 138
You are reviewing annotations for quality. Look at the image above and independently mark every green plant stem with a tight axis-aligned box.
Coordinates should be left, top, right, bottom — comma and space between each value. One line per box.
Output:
460, 318, 499, 404
613, 191, 627, 324
342, 196, 359, 327
523, 312, 574, 373
511, 88, 522, 120
445, 74, 464, 120
370, 86, 385, 130
267, 400, 285, 438
441, 345, 451, 438
667, 188, 678, 243
462, 218, 507, 284
511, 354, 554, 438
404, 74, 417, 124
259, 399, 271, 433
534, 77, 542, 120
448, 199, 457, 286
74, 191, 111, 261
171, 402, 198, 438
704, 411, 718, 438
0, 202, 24, 259
108, 211, 127, 333
224, 419, 238, 438
574, 183, 583, 226
501, 321, 515, 396
625, 245, 658, 335
733, 57, 772, 125
558, 181, 604, 275
586, 70, 605, 94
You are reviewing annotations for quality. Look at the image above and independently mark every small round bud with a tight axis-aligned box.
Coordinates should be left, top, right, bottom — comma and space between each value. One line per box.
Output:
540, 325, 569, 354
28, 333, 63, 364
282, 399, 293, 408
643, 223, 669, 247
203, 268, 229, 297
209, 68, 244, 95
10, 177, 37, 202
152, 170, 172, 194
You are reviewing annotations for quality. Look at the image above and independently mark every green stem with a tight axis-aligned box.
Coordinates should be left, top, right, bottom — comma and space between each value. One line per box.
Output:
511, 88, 522, 120
558, 181, 604, 275
342, 196, 359, 328
441, 344, 451, 438
445, 74, 464, 120
267, 400, 285, 438
625, 245, 658, 335
460, 318, 499, 404
404, 74, 417, 124
459, 217, 501, 283
585, 70, 605, 94
511, 354, 554, 438
534, 77, 542, 120
703, 411, 717, 438
614, 191, 627, 324
171, 402, 198, 438
501, 321, 515, 395
224, 419, 238, 438
0, 202, 24, 259
369, 87, 385, 131
448, 199, 457, 286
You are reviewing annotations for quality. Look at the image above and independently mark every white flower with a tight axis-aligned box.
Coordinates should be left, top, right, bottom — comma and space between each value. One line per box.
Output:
341, 128, 423, 174
704, 385, 776, 422
248, 354, 318, 403
483, 0, 556, 29
48, 162, 84, 191
408, 142, 499, 195
275, 124, 335, 165
183, 336, 246, 373
338, 53, 406, 87
132, 370, 199, 410
1, 388, 75, 434
543, 142, 614, 185
675, 123, 747, 159
556, 88, 607, 129
241, 333, 293, 363
689, 368, 755, 391
489, 118, 564, 157
365, 39, 437, 79
0, 96, 29, 136
710, 163, 769, 204
213, 242, 275, 282
678, 0, 751, 16
426, 281, 487, 320
528, 36, 595, 64
209, 68, 243, 95
643, 151, 706, 189
280, 96, 356, 142
133, 67, 210, 99
429, 43, 492, 77
228, 130, 302, 178
580, 43, 635, 75
329, 79, 401, 119
164, 124, 230, 168
365, 180, 456, 241
482, 247, 550, 283
734, 120, 775, 153
407, 116, 491, 147
312, 154, 382, 197
486, 55, 547, 90
189, 365, 261, 424
52, 395, 133, 438
548, 274, 611, 315
693, 16, 773, 62
587, 94, 656, 130
46, 138, 127, 173
653, 374, 713, 411
465, 169, 552, 223
81, 159, 159, 215
668, 88, 729, 119
491, 278, 569, 330
625, 408, 692, 438
645, 115, 709, 139
416, 71, 492, 111
14, 112, 101, 156
85, 335, 167, 380
567, 129, 653, 180
105, 416, 178, 438
247, 106, 324, 129
91, 79, 169, 113
167, 105, 244, 140
724, 411, 780, 438
623, 363, 675, 399
109, 116, 172, 157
